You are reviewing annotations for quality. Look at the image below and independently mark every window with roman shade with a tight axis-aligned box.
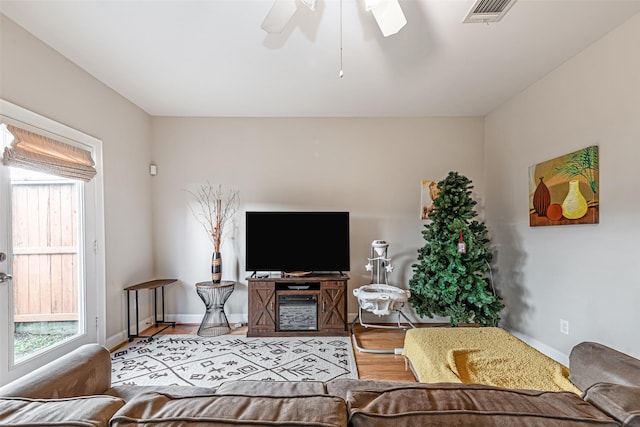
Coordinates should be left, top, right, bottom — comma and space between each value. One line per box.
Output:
2, 124, 97, 181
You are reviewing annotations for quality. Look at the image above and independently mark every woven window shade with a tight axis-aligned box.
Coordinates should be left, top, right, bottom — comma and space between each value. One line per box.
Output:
2, 124, 97, 181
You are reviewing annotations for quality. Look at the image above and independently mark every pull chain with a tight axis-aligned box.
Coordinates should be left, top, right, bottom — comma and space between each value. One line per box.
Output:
339, 0, 344, 78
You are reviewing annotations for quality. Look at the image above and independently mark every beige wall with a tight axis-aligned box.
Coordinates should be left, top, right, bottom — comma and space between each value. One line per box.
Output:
150, 117, 485, 323
484, 13, 640, 359
1, 15, 155, 347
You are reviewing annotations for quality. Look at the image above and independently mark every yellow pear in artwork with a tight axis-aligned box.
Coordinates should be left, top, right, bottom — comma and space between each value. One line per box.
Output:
561, 179, 588, 219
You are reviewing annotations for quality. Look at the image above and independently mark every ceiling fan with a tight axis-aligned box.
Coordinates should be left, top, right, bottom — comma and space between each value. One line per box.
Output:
261, 0, 407, 37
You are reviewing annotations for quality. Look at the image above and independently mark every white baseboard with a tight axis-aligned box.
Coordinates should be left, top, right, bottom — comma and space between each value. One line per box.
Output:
106, 331, 126, 350
108, 313, 250, 350
167, 313, 247, 327
166, 313, 201, 325
508, 330, 569, 366
107, 315, 153, 349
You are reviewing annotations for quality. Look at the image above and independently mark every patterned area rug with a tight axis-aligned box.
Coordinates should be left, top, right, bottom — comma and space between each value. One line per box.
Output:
111, 335, 358, 387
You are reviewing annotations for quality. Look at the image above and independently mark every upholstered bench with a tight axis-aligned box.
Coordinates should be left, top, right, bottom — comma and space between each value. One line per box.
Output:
403, 327, 580, 393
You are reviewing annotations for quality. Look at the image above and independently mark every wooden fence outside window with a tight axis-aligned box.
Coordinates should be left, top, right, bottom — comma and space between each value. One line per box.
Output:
12, 181, 79, 323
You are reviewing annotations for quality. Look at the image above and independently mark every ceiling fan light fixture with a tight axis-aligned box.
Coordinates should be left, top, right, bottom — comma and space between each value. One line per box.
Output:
366, 0, 407, 37
262, 0, 406, 37
261, 0, 299, 33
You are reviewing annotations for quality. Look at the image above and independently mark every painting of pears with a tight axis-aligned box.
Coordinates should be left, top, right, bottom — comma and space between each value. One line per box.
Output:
529, 146, 599, 227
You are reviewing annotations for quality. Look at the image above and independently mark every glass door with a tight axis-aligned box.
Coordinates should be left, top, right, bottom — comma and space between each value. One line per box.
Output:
0, 101, 105, 386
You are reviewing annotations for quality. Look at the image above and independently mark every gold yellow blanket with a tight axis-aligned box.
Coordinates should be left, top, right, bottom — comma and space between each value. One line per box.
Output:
403, 327, 580, 394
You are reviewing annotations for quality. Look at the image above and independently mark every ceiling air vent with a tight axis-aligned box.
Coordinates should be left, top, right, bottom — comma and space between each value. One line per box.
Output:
463, 0, 518, 23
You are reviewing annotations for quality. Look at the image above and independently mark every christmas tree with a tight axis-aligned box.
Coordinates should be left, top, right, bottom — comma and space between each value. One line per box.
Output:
409, 171, 504, 326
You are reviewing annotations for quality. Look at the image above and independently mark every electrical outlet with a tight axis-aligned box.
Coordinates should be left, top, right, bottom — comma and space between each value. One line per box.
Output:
560, 319, 569, 335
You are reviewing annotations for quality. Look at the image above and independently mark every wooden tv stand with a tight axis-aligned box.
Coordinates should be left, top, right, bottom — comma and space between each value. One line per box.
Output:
247, 274, 349, 337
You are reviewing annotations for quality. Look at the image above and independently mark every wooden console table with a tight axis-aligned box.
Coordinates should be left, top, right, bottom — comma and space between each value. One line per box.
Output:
124, 279, 176, 341
247, 274, 348, 337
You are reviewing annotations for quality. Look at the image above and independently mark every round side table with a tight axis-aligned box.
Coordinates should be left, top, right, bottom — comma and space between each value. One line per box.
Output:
195, 280, 235, 337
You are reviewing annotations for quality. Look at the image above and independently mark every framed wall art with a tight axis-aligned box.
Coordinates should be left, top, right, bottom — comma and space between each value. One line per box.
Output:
529, 145, 599, 227
421, 180, 439, 220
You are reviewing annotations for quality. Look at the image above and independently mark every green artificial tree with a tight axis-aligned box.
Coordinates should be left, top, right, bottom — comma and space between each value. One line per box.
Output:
409, 171, 504, 326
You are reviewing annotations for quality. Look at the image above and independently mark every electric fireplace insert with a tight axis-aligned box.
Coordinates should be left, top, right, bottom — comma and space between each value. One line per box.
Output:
278, 293, 318, 331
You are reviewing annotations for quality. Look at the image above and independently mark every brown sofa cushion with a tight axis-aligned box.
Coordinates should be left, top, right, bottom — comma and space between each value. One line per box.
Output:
583, 383, 640, 426
107, 385, 217, 402
0, 395, 125, 426
327, 378, 427, 400
346, 384, 619, 427
110, 391, 348, 426
216, 380, 326, 396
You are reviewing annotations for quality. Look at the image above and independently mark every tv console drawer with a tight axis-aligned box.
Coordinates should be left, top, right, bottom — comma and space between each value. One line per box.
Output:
276, 282, 320, 291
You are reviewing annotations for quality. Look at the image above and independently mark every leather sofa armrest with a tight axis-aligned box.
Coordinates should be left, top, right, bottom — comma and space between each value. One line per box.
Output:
0, 343, 111, 399
570, 342, 640, 391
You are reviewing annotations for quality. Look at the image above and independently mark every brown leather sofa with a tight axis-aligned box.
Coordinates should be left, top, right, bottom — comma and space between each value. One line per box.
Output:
0, 341, 638, 426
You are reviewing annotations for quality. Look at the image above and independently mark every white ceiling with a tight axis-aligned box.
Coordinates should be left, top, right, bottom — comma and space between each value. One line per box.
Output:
2, 0, 640, 117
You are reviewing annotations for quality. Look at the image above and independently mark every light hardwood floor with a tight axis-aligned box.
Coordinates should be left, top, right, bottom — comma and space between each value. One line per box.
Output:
349, 324, 416, 382
114, 323, 446, 382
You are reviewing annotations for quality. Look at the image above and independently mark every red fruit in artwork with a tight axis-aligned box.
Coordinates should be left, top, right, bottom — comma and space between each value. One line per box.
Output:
547, 203, 563, 221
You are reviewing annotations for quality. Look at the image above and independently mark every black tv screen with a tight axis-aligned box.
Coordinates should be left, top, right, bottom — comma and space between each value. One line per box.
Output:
245, 211, 350, 273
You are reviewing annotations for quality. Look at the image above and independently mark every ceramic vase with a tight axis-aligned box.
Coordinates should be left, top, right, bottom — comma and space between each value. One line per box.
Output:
533, 177, 551, 217
211, 252, 222, 283
561, 179, 588, 219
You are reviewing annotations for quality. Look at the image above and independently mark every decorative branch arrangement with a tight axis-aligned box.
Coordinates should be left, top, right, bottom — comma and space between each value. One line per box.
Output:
186, 183, 239, 253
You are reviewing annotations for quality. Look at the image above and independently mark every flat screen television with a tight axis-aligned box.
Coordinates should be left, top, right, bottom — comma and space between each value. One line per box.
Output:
245, 211, 350, 274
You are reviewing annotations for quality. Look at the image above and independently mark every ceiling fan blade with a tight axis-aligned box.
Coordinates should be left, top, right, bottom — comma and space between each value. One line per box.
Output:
367, 0, 407, 37
364, 0, 382, 9
261, 0, 299, 34
300, 0, 317, 11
